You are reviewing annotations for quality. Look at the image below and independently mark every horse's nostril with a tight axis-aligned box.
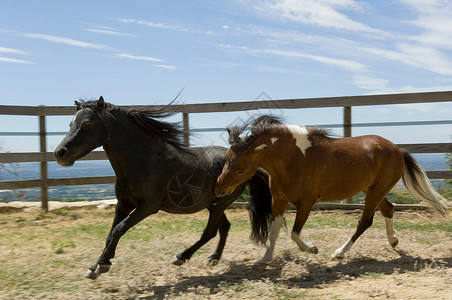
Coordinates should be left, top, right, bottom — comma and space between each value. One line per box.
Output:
55, 148, 67, 158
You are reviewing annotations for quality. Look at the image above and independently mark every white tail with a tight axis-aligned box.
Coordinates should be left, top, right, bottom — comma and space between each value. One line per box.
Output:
402, 151, 449, 216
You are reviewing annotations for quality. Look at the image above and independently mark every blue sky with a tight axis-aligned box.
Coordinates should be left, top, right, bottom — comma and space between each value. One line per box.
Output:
1, 0, 452, 152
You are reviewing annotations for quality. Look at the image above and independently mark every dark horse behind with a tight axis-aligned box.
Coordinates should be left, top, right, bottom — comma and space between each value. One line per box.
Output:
54, 97, 272, 279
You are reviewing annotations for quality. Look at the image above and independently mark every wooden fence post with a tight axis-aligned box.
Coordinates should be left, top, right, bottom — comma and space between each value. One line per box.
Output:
343, 106, 353, 203
39, 114, 48, 212
183, 112, 189, 146
343, 106, 351, 138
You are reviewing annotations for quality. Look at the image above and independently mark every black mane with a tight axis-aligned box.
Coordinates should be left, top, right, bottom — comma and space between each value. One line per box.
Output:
77, 99, 186, 150
228, 115, 332, 152
228, 115, 283, 153
308, 127, 331, 140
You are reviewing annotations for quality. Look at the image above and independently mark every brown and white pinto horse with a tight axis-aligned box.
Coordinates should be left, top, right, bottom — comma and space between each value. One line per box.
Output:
215, 116, 449, 263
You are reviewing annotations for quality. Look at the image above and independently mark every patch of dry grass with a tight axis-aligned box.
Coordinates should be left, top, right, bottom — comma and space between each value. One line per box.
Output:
0, 207, 450, 299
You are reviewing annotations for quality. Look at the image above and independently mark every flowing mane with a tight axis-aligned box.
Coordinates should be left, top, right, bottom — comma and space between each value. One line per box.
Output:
307, 126, 332, 141
228, 115, 331, 152
228, 115, 283, 153
77, 99, 186, 150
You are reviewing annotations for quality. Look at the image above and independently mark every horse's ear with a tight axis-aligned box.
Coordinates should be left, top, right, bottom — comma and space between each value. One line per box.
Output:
74, 100, 82, 111
97, 96, 105, 108
254, 144, 267, 152
227, 127, 242, 145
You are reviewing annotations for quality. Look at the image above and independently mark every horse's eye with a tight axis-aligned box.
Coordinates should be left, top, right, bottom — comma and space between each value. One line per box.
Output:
237, 170, 245, 175
81, 122, 92, 130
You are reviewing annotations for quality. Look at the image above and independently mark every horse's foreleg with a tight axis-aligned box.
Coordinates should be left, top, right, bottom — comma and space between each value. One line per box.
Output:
256, 214, 284, 264
256, 198, 287, 265
207, 212, 230, 265
291, 202, 318, 254
85, 201, 157, 279
85, 200, 134, 279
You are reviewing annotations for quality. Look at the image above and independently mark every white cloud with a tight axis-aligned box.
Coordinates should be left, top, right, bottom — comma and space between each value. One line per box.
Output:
367, 84, 452, 95
218, 44, 251, 51
251, 0, 386, 35
153, 64, 177, 69
116, 18, 188, 32
219, 43, 368, 75
116, 53, 164, 62
0, 46, 27, 55
401, 0, 452, 49
263, 49, 368, 72
22, 33, 110, 50
352, 75, 389, 91
0, 56, 33, 64
359, 43, 452, 76
85, 28, 137, 37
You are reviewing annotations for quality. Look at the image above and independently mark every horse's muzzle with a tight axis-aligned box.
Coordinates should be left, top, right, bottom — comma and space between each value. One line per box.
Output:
214, 188, 227, 197
214, 183, 234, 198
54, 147, 74, 166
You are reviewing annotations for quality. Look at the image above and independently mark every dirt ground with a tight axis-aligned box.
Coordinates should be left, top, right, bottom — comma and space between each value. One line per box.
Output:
0, 203, 451, 299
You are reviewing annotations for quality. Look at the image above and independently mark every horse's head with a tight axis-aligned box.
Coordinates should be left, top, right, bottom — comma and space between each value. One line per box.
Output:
215, 128, 268, 197
54, 96, 109, 166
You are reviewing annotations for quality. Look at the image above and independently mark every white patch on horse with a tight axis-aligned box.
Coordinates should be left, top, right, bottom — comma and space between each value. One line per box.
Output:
332, 238, 353, 259
285, 125, 311, 155
71, 110, 82, 125
271, 137, 278, 145
384, 217, 398, 246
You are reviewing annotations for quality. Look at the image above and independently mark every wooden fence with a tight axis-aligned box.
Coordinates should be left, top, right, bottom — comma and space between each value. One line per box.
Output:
1, 91, 452, 212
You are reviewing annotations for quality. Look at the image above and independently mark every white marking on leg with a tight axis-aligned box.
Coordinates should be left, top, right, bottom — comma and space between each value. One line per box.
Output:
285, 125, 311, 155
291, 231, 318, 254
270, 137, 278, 145
384, 217, 398, 247
256, 215, 283, 264
332, 238, 354, 259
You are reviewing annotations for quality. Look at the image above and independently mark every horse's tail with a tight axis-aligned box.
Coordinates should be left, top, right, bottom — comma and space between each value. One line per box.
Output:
402, 150, 449, 216
248, 168, 272, 245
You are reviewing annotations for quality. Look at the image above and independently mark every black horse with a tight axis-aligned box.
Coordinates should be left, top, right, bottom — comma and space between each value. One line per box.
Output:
54, 97, 272, 279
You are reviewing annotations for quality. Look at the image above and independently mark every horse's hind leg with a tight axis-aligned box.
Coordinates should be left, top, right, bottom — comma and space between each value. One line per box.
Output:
172, 207, 225, 266
207, 212, 230, 265
332, 190, 383, 260
332, 207, 376, 259
379, 198, 398, 248
291, 201, 318, 254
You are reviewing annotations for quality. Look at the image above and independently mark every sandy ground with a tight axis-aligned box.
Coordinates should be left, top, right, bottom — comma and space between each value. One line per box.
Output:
0, 202, 451, 299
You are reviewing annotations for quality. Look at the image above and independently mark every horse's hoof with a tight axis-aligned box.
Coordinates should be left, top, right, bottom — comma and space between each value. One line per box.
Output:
84, 269, 98, 280
255, 258, 270, 265
331, 252, 344, 260
308, 246, 318, 254
207, 258, 219, 266
207, 254, 220, 266
390, 238, 399, 248
95, 264, 111, 275
172, 257, 185, 266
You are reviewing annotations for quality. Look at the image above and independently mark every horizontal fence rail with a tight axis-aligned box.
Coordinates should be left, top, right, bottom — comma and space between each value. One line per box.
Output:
1, 91, 452, 211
